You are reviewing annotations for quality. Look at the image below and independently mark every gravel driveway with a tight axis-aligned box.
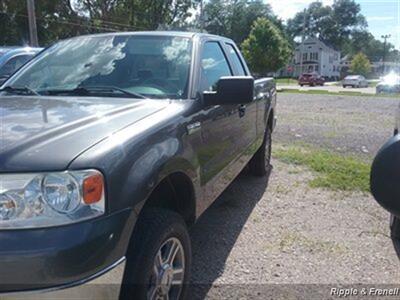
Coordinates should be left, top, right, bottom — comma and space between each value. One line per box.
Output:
274, 93, 399, 159
278, 85, 377, 95
189, 93, 400, 299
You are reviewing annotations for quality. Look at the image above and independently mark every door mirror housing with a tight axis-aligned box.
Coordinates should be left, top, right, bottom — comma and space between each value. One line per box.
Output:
371, 135, 400, 217
203, 76, 254, 106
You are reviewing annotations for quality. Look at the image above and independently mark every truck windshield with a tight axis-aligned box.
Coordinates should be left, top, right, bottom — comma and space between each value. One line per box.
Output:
6, 35, 193, 99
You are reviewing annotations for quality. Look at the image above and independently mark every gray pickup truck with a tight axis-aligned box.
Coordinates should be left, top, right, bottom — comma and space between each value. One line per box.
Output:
0, 31, 276, 300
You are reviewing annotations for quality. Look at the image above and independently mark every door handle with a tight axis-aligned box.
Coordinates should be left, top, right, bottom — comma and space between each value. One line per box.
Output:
238, 104, 246, 118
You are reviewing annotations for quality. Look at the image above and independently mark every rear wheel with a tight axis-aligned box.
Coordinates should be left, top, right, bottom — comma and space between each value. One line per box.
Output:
249, 126, 272, 177
120, 208, 191, 300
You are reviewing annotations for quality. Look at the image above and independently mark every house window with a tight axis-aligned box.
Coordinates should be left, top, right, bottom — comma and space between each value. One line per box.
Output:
315, 65, 319, 72
302, 53, 307, 61
309, 52, 318, 60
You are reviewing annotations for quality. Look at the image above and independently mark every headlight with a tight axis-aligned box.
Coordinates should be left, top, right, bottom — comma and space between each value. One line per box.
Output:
0, 170, 105, 229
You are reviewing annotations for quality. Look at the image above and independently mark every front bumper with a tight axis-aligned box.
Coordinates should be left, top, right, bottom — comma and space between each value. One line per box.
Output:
0, 208, 136, 297
1, 258, 126, 300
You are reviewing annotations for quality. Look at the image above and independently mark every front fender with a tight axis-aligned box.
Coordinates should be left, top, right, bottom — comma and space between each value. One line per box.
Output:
120, 138, 199, 215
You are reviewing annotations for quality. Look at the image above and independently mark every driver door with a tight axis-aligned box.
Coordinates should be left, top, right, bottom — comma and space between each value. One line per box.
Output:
197, 41, 242, 208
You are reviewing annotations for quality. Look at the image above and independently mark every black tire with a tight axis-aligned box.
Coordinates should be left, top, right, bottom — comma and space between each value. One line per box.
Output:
390, 214, 400, 240
249, 126, 272, 177
120, 208, 191, 300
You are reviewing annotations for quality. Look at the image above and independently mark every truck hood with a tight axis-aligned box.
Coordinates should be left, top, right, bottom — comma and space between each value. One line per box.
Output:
0, 96, 169, 172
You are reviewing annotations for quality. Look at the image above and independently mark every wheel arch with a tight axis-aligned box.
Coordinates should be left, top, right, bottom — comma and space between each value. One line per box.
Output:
267, 108, 274, 132
140, 170, 197, 226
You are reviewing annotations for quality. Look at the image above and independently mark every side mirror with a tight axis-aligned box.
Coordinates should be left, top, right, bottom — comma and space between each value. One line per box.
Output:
371, 135, 400, 217
203, 76, 254, 106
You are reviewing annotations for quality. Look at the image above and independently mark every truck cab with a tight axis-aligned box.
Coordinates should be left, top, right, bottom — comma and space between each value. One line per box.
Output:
0, 32, 276, 300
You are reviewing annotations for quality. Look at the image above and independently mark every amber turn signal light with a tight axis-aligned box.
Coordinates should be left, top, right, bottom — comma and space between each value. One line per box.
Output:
83, 173, 104, 204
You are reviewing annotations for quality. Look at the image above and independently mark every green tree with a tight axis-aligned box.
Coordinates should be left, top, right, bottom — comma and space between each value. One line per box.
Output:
0, 0, 196, 46
75, 0, 196, 31
202, 0, 277, 44
350, 52, 371, 76
287, 0, 366, 50
0, 0, 90, 46
343, 30, 398, 62
241, 17, 291, 75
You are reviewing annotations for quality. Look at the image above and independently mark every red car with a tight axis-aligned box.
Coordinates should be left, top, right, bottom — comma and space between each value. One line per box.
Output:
298, 73, 325, 86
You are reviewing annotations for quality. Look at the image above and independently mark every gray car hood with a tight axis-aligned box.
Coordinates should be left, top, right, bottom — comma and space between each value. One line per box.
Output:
0, 96, 168, 172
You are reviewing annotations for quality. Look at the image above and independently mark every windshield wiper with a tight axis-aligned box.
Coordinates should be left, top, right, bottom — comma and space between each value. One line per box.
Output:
40, 86, 146, 99
0, 85, 40, 96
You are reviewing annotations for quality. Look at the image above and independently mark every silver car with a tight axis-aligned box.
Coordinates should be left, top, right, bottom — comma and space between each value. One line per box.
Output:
0, 47, 43, 85
342, 75, 368, 88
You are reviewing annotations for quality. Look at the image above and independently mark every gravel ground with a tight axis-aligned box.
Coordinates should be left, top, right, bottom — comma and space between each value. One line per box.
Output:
278, 84, 376, 94
189, 93, 400, 299
274, 93, 399, 160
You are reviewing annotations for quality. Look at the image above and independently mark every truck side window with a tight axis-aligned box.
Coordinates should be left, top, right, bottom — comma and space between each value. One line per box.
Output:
200, 42, 232, 92
225, 44, 246, 76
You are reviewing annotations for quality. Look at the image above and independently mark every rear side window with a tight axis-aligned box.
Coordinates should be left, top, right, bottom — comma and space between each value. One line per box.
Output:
226, 43, 246, 76
0, 55, 31, 76
200, 42, 232, 92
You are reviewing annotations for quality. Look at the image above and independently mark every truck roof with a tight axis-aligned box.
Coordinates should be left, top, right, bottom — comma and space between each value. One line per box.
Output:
65, 31, 234, 43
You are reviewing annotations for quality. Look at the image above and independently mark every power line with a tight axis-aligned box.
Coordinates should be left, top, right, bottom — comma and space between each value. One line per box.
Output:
0, 11, 145, 32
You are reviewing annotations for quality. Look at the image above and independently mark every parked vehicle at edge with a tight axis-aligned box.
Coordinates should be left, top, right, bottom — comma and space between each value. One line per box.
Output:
376, 72, 400, 94
0, 32, 276, 300
342, 75, 368, 88
371, 103, 400, 245
298, 72, 325, 86
0, 47, 42, 85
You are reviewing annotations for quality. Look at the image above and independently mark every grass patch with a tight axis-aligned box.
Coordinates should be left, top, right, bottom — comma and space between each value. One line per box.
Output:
333, 81, 378, 87
278, 88, 400, 98
273, 146, 370, 192
275, 78, 298, 86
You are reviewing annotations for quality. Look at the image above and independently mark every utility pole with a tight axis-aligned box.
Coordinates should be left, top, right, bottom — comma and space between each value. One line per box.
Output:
299, 9, 307, 77
26, 0, 39, 47
199, 0, 204, 32
381, 34, 391, 75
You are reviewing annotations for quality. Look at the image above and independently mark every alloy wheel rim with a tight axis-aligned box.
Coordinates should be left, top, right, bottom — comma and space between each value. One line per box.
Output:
148, 237, 185, 300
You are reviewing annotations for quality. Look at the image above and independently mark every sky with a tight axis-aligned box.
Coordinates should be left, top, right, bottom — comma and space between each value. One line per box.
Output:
268, 0, 400, 50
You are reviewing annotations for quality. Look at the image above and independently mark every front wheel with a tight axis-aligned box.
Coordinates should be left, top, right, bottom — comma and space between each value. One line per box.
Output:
249, 126, 272, 176
390, 214, 400, 240
120, 208, 191, 300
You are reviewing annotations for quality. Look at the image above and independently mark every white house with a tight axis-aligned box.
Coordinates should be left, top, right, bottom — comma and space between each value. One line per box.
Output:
292, 37, 341, 79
